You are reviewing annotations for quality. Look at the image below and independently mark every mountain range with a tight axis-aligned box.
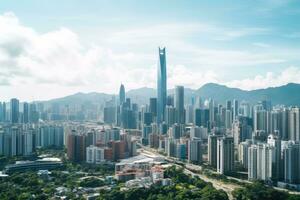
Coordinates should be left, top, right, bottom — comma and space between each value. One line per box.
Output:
41, 83, 300, 107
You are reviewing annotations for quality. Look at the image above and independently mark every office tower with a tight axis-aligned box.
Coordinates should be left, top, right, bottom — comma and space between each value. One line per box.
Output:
208, 134, 219, 168
175, 86, 185, 124
104, 106, 116, 124
186, 105, 194, 124
10, 98, 19, 124
194, 108, 210, 127
217, 136, 234, 174
0, 129, 4, 155
176, 143, 186, 160
29, 103, 39, 123
143, 112, 153, 126
261, 100, 272, 111
166, 95, 174, 106
159, 122, 168, 135
157, 47, 167, 124
109, 128, 120, 141
149, 133, 159, 148
209, 99, 215, 128
226, 100, 232, 111
23, 102, 29, 123
233, 99, 239, 120
0, 103, 2, 122
238, 140, 252, 169
165, 106, 176, 127
120, 99, 137, 129
195, 96, 202, 109
288, 107, 300, 141
0, 102, 7, 122
190, 126, 208, 140
225, 109, 232, 129
151, 122, 159, 135
165, 137, 176, 157
149, 98, 157, 119
119, 84, 125, 105
142, 125, 152, 145
170, 123, 181, 139
188, 138, 202, 163
240, 101, 251, 118
232, 116, 252, 147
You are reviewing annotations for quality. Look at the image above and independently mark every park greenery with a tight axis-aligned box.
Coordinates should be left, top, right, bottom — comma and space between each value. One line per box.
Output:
1, 149, 300, 200
0, 149, 114, 200
232, 181, 300, 200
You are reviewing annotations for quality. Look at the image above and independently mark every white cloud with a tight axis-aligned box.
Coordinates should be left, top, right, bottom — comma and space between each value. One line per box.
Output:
226, 66, 300, 90
0, 12, 297, 101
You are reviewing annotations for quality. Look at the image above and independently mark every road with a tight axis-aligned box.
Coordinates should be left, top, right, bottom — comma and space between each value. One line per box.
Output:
138, 144, 300, 198
138, 145, 240, 200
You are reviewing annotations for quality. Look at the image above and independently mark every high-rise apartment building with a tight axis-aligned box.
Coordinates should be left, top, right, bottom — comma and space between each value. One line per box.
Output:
217, 136, 234, 174
10, 98, 19, 124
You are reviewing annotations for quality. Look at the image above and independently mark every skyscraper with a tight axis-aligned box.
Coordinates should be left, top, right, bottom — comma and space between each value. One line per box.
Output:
23, 102, 29, 123
288, 107, 300, 141
119, 84, 125, 105
233, 99, 239, 120
175, 86, 185, 124
208, 134, 219, 168
149, 98, 157, 119
188, 137, 203, 163
0, 103, 3, 122
10, 98, 19, 124
157, 47, 167, 124
217, 136, 234, 175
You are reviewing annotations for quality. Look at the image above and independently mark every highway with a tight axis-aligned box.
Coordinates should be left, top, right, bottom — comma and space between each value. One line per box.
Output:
138, 143, 300, 199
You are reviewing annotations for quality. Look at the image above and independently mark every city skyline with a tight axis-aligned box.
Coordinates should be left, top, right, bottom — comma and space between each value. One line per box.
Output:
1, 1, 300, 199
1, 0, 300, 101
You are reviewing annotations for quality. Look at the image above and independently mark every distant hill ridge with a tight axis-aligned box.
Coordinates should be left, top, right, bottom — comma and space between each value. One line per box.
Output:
42, 83, 300, 106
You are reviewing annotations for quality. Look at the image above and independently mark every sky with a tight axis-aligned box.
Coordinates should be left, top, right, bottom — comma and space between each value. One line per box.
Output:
0, 0, 300, 101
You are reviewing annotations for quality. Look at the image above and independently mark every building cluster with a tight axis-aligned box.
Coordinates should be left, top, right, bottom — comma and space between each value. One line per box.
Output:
0, 98, 101, 124
65, 124, 137, 163
102, 48, 300, 190
115, 154, 171, 188
0, 123, 64, 157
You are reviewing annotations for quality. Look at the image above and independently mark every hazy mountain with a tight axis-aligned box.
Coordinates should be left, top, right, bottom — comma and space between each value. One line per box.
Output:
126, 87, 156, 105
41, 83, 300, 107
196, 83, 300, 106
43, 92, 113, 107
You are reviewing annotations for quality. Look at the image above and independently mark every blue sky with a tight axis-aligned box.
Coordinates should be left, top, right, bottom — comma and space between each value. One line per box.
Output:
0, 0, 300, 100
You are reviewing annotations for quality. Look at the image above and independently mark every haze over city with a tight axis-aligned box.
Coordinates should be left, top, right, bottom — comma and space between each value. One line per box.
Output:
1, 0, 300, 101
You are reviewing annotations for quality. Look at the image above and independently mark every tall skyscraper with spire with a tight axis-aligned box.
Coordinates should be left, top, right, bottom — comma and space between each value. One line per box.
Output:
157, 47, 167, 124
119, 84, 125, 105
